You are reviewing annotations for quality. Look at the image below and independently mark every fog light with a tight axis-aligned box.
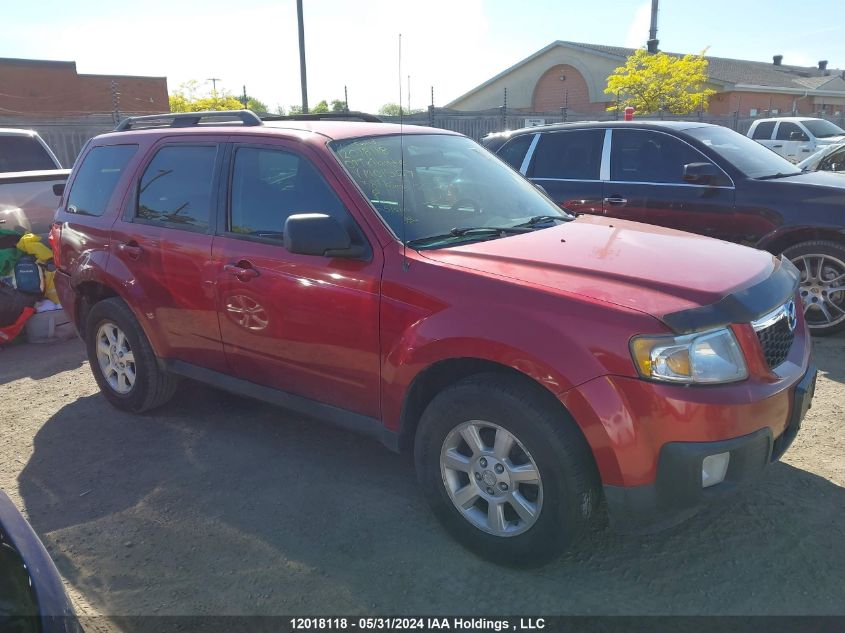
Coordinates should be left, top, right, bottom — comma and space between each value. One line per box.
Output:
702, 452, 730, 488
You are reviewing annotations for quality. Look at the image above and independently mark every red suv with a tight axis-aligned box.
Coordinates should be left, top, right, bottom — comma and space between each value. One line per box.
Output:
52, 111, 816, 565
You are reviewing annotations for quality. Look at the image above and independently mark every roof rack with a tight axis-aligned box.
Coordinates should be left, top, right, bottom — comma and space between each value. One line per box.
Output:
262, 111, 383, 123
114, 110, 263, 132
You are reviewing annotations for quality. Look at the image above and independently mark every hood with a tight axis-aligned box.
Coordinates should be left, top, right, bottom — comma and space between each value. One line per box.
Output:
817, 136, 845, 145
420, 215, 777, 322
768, 169, 845, 189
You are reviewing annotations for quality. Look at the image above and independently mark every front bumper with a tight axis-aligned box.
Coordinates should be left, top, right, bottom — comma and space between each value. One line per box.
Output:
602, 363, 817, 533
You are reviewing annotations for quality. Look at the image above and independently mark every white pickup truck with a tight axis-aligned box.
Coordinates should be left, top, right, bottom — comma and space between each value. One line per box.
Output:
0, 129, 71, 235
748, 117, 845, 163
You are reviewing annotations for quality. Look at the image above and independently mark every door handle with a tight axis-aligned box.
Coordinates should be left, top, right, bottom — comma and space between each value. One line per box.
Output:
773, 144, 783, 148
118, 242, 143, 259
604, 196, 628, 206
224, 263, 259, 281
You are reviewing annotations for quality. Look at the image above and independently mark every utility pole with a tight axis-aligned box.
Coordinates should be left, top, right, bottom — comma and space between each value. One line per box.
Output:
110, 80, 120, 125
344, 85, 349, 111
242, 85, 248, 108
207, 78, 221, 106
407, 75, 411, 114
297, 0, 309, 113
647, 0, 659, 53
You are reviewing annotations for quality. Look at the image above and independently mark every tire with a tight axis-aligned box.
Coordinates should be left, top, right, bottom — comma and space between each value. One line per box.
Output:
782, 240, 845, 336
414, 373, 600, 567
85, 297, 179, 412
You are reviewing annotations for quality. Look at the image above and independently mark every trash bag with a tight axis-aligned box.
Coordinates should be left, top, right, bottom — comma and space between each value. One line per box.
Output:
0, 282, 36, 327
16, 232, 54, 264
0, 306, 35, 344
0, 229, 23, 277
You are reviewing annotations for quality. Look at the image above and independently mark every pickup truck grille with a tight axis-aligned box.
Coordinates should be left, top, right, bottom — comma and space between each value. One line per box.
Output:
752, 300, 797, 370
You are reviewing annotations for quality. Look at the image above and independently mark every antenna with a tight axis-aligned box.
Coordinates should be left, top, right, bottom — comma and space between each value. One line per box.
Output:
399, 33, 408, 272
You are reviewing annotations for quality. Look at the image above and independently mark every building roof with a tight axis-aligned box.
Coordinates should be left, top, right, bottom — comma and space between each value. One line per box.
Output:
448, 41, 845, 106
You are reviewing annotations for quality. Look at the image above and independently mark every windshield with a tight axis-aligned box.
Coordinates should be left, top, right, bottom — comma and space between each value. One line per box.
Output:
802, 119, 845, 139
686, 125, 801, 179
330, 134, 569, 248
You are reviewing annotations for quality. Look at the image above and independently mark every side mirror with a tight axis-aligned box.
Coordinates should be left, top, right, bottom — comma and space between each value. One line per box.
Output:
52, 183, 65, 197
683, 162, 720, 185
283, 213, 364, 258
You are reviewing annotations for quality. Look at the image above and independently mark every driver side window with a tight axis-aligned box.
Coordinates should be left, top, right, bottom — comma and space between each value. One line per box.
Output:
229, 147, 353, 241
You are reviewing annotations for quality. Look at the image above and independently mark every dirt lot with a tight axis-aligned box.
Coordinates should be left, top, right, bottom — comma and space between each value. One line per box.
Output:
1, 335, 843, 628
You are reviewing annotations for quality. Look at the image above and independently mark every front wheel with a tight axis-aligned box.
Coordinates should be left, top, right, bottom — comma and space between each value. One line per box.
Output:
783, 240, 845, 336
414, 373, 600, 566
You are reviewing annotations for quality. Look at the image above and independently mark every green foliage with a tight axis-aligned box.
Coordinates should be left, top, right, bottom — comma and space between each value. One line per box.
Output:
331, 99, 348, 112
604, 49, 716, 115
288, 105, 304, 115
311, 100, 330, 113
378, 102, 424, 116
169, 81, 269, 113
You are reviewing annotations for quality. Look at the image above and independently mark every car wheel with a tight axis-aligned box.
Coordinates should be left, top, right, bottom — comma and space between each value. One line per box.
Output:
783, 240, 845, 336
414, 373, 600, 566
85, 298, 179, 412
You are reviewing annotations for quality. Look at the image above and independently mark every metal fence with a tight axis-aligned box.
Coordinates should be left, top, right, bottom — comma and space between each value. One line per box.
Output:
383, 108, 845, 141
3, 109, 844, 167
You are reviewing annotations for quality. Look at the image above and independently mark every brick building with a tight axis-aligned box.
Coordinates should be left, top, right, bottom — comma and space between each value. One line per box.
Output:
447, 41, 845, 117
0, 57, 168, 117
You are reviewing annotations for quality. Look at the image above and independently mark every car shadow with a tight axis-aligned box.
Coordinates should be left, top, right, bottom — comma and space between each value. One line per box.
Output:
0, 338, 85, 384
17, 382, 845, 621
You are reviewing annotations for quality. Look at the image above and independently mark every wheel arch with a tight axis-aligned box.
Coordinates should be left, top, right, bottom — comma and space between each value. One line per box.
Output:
758, 227, 845, 255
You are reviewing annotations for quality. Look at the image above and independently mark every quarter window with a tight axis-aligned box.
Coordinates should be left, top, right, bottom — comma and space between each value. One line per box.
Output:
530, 130, 604, 180
497, 134, 534, 171
229, 147, 352, 240
67, 145, 138, 217
611, 130, 716, 185
137, 146, 217, 231
752, 121, 775, 140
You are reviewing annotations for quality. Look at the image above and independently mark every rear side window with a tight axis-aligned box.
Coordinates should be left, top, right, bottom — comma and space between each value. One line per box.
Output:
0, 135, 57, 171
66, 145, 138, 217
776, 122, 809, 141
530, 130, 604, 180
230, 147, 352, 240
497, 134, 534, 170
611, 130, 713, 184
820, 146, 845, 172
751, 121, 776, 140
137, 145, 217, 231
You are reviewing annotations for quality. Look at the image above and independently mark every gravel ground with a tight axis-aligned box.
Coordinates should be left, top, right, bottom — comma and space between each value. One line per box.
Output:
0, 335, 843, 630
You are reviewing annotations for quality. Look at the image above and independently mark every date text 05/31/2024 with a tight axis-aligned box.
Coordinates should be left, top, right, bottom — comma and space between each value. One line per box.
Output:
290, 618, 547, 630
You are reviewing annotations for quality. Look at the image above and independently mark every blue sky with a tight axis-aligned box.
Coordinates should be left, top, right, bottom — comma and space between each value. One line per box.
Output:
2, 0, 842, 113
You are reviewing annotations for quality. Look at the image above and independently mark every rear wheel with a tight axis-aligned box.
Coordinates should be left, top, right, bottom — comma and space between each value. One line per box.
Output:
414, 373, 600, 566
85, 298, 179, 412
783, 241, 845, 336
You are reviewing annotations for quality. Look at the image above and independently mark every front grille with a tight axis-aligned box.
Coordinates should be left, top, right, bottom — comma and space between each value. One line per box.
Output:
754, 306, 796, 369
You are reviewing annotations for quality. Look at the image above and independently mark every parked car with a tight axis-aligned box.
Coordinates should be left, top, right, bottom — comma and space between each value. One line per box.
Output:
798, 142, 845, 174
0, 490, 80, 632
52, 111, 815, 565
747, 117, 845, 162
0, 129, 70, 235
483, 121, 845, 335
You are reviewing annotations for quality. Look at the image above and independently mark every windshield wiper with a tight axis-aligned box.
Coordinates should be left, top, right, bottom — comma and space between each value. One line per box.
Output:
513, 215, 570, 228
756, 172, 797, 180
406, 226, 531, 249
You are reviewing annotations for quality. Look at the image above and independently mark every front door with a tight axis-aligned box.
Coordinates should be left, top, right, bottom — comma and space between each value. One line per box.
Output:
109, 139, 227, 371
602, 128, 736, 240
212, 141, 382, 418
773, 121, 811, 162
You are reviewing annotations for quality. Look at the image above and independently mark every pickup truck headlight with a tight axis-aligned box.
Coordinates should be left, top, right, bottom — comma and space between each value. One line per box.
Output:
630, 328, 748, 384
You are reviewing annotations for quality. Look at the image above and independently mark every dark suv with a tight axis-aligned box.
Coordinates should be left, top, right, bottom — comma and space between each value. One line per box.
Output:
483, 121, 845, 335
51, 111, 814, 565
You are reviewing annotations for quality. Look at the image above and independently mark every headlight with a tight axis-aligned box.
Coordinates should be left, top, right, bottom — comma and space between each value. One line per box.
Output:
630, 327, 748, 384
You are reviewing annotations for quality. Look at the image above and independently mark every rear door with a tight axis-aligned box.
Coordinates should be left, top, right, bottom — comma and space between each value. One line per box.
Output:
108, 137, 228, 371
773, 121, 811, 162
750, 120, 777, 151
524, 129, 605, 215
211, 139, 382, 418
603, 128, 736, 239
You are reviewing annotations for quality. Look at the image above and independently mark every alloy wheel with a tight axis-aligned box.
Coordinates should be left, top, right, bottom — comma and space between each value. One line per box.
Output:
440, 420, 543, 537
95, 322, 136, 394
793, 254, 845, 329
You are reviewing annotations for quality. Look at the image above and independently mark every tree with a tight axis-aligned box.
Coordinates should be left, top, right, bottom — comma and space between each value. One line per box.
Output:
331, 99, 348, 112
604, 49, 716, 115
311, 100, 330, 113
288, 105, 303, 115
240, 95, 269, 113
169, 81, 266, 113
378, 103, 402, 116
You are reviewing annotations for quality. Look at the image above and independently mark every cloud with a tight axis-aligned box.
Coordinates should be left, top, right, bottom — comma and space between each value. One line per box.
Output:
625, 1, 652, 49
